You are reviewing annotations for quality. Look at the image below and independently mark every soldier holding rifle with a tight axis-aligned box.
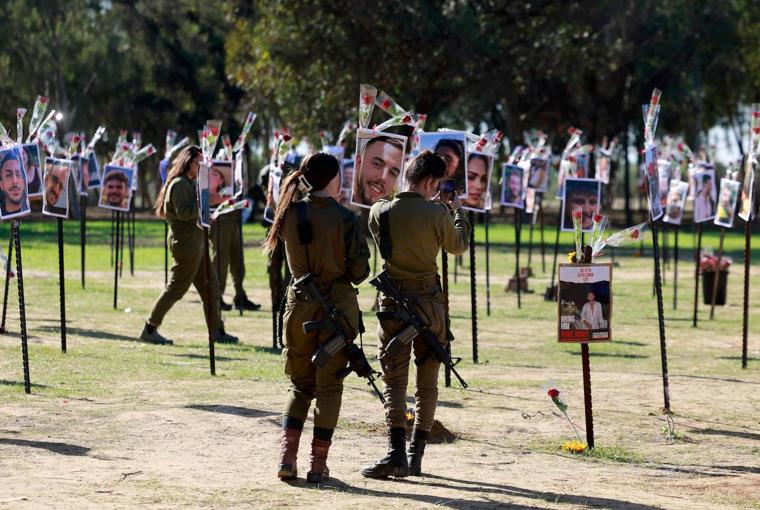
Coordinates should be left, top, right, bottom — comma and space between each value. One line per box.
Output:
264, 152, 371, 483
362, 150, 470, 479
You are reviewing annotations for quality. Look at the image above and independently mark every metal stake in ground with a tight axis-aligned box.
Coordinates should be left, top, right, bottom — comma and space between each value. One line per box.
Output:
57, 218, 67, 353
468, 211, 478, 364
128, 197, 136, 276
13, 220, 31, 394
650, 218, 671, 412
673, 226, 679, 310
514, 207, 522, 309
80, 195, 86, 288
203, 229, 216, 376
113, 212, 121, 309
693, 223, 703, 327
110, 210, 115, 268
527, 209, 535, 272
545, 202, 562, 301
709, 227, 726, 320
442, 252, 451, 388
119, 209, 125, 278
1, 228, 14, 334
539, 197, 546, 273
485, 210, 491, 316
238, 213, 245, 317
581, 342, 594, 449
742, 219, 751, 368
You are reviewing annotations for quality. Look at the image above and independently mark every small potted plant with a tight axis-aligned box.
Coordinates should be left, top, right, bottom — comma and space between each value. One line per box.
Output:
700, 253, 731, 305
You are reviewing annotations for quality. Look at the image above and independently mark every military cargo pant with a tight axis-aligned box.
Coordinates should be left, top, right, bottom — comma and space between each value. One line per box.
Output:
282, 280, 360, 430
148, 228, 223, 331
376, 277, 447, 432
210, 211, 245, 298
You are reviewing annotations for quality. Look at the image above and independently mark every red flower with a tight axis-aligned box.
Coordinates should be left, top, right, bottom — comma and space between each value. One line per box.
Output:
243, 200, 250, 208
227, 198, 235, 205
401, 115, 412, 124
40, 96, 48, 104
630, 229, 640, 240
210, 127, 220, 137
361, 94, 374, 106
593, 213, 603, 223
753, 111, 760, 118
283, 134, 292, 142
572, 208, 583, 220
381, 99, 392, 109
548, 388, 560, 398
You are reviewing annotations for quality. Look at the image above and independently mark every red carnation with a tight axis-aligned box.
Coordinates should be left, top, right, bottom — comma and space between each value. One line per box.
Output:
381, 99, 392, 109
361, 94, 373, 106
593, 213, 603, 223
548, 388, 560, 398
572, 208, 583, 220
283, 134, 292, 142
401, 115, 412, 124
40, 96, 48, 104
227, 198, 235, 205
210, 127, 220, 137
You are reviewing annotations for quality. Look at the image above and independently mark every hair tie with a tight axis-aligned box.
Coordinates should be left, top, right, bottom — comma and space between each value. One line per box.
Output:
297, 173, 313, 193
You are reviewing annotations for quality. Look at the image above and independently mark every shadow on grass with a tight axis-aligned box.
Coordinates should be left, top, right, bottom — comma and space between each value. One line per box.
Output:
309, 473, 666, 510
693, 427, 760, 442
0, 379, 48, 389
184, 404, 278, 419
172, 353, 246, 362
0, 438, 90, 456
568, 352, 649, 359
614, 340, 647, 347
32, 325, 137, 343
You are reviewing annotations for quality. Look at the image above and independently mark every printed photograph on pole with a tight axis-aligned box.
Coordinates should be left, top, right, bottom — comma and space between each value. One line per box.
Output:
209, 160, 233, 209
500, 163, 524, 209
714, 179, 741, 228
198, 163, 210, 228
643, 145, 663, 221
693, 168, 717, 223
21, 143, 43, 197
558, 263, 612, 343
462, 151, 493, 212
43, 157, 73, 218
561, 178, 601, 232
657, 159, 671, 209
0, 146, 31, 220
417, 131, 467, 198
87, 152, 101, 189
339, 158, 354, 205
233, 150, 246, 198
738, 160, 755, 222
663, 180, 689, 225
98, 165, 134, 212
352, 128, 407, 209
527, 157, 550, 191
595, 150, 611, 184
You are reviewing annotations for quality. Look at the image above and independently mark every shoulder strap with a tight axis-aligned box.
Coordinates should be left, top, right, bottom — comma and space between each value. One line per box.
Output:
378, 201, 393, 260
295, 200, 312, 245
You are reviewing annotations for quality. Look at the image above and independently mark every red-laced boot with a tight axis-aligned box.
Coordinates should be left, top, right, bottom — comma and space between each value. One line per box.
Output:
306, 438, 331, 483
277, 428, 301, 480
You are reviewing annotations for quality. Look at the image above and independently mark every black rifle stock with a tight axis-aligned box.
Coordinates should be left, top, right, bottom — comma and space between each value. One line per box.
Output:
369, 270, 468, 389
292, 273, 385, 403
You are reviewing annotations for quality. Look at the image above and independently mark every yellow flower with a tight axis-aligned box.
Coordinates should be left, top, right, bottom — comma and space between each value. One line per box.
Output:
561, 440, 587, 454
567, 251, 577, 263
405, 411, 415, 421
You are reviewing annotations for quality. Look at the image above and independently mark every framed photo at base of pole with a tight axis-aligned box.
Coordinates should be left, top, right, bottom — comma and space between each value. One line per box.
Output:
558, 263, 612, 343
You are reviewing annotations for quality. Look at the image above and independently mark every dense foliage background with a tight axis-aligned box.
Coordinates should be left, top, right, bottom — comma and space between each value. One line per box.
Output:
1, 0, 757, 211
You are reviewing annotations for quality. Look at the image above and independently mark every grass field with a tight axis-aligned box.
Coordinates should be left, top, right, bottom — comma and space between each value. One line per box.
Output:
0, 216, 758, 509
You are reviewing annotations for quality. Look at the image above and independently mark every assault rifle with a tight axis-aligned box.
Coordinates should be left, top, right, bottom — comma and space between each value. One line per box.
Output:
292, 273, 385, 403
369, 270, 468, 388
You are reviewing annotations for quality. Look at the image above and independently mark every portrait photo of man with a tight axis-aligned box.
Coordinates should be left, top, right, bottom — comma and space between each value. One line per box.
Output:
558, 263, 612, 343
209, 160, 233, 208
714, 178, 740, 228
43, 157, 73, 218
693, 170, 717, 223
663, 180, 689, 226
351, 128, 406, 209
99, 165, 133, 212
0, 147, 31, 220
561, 178, 601, 232
500, 164, 524, 209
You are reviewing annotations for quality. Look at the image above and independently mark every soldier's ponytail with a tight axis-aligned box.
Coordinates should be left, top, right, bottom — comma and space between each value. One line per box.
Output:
263, 152, 340, 254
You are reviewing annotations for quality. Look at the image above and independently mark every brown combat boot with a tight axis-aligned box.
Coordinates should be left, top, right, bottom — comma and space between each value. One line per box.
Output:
306, 438, 331, 483
277, 428, 301, 480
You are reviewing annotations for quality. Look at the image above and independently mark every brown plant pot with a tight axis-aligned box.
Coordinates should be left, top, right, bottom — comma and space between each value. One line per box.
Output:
702, 270, 728, 306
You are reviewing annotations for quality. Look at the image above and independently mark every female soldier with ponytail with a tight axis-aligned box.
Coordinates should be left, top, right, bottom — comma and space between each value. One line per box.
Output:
140, 145, 238, 345
264, 152, 370, 483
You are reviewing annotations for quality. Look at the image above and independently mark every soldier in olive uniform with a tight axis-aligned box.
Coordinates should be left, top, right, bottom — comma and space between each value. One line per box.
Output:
264, 152, 370, 484
140, 146, 238, 345
210, 209, 260, 312
361, 150, 470, 478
